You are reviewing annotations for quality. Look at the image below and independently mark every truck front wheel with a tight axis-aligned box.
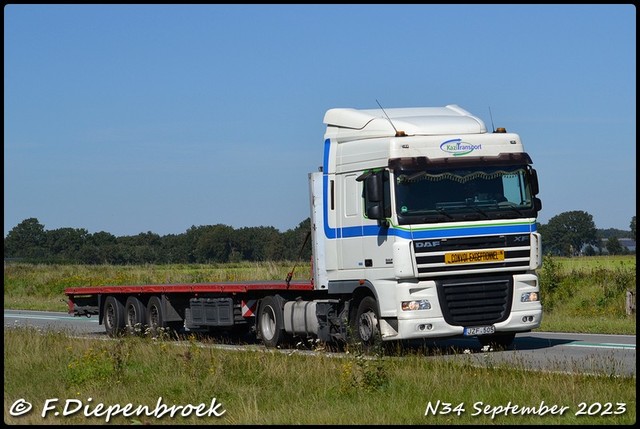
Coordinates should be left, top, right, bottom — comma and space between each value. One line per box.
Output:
352, 296, 381, 349
104, 296, 125, 337
258, 295, 288, 348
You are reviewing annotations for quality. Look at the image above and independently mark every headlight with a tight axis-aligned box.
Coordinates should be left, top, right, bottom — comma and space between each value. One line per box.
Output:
401, 300, 431, 311
521, 292, 539, 302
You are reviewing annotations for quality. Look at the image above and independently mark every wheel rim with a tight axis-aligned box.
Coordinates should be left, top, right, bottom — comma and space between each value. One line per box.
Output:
358, 311, 378, 342
126, 305, 137, 327
105, 304, 115, 330
149, 305, 159, 329
260, 306, 276, 341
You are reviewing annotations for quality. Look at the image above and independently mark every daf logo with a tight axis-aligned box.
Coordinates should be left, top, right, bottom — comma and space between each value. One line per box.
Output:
415, 241, 441, 248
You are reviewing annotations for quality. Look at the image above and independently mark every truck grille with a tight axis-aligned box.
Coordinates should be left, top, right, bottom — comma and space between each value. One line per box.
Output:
436, 276, 512, 326
413, 233, 531, 276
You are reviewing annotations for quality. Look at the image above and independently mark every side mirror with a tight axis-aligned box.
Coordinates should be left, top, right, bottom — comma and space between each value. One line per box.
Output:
367, 204, 384, 220
533, 197, 542, 213
365, 173, 383, 203
364, 172, 387, 222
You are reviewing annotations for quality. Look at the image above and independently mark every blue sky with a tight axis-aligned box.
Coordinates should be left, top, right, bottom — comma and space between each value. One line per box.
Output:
4, 4, 636, 237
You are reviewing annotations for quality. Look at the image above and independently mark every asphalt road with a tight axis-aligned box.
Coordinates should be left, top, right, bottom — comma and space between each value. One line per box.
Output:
4, 309, 636, 378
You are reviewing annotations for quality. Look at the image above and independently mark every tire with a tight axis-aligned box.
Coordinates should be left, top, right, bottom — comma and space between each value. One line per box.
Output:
258, 295, 288, 348
351, 296, 381, 349
125, 296, 147, 335
146, 296, 167, 338
104, 296, 125, 337
477, 332, 516, 349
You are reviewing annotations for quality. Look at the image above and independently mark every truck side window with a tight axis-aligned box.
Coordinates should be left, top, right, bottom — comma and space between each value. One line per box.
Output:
382, 170, 391, 217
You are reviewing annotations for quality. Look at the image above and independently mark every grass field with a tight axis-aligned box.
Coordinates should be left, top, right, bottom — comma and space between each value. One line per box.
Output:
536, 255, 635, 334
3, 326, 636, 425
4, 255, 637, 334
3, 256, 636, 425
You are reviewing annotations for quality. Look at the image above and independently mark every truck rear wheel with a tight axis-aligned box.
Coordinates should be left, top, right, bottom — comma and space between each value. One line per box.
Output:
125, 296, 147, 335
258, 295, 288, 348
351, 296, 381, 349
104, 296, 125, 337
146, 296, 167, 338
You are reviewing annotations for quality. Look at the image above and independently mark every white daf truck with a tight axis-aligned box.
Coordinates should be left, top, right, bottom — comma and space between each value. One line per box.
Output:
66, 104, 543, 349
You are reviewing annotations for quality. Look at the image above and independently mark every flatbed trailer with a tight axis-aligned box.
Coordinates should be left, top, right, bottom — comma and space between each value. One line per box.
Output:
65, 280, 324, 345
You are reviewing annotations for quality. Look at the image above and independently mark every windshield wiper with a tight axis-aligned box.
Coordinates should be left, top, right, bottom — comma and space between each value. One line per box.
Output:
468, 205, 490, 218
435, 208, 455, 220
498, 203, 524, 215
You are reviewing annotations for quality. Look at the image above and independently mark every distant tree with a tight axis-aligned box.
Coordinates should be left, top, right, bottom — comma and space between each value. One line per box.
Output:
194, 224, 235, 263
118, 231, 162, 247
77, 244, 103, 264
46, 227, 89, 260
597, 228, 630, 240
4, 218, 47, 259
183, 225, 208, 263
247, 226, 285, 261
631, 216, 636, 241
106, 243, 133, 265
232, 227, 261, 261
541, 211, 598, 256
159, 233, 190, 264
116, 231, 163, 263
605, 237, 624, 255
282, 218, 312, 262
87, 231, 117, 247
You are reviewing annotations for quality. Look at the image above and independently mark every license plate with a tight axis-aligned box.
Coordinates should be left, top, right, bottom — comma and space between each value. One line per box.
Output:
464, 325, 495, 336
445, 250, 505, 264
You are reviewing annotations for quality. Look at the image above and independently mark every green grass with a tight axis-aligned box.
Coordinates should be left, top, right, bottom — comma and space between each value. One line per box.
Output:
4, 256, 636, 334
3, 258, 636, 425
549, 255, 635, 273
4, 327, 636, 425
2, 261, 309, 312
536, 255, 636, 335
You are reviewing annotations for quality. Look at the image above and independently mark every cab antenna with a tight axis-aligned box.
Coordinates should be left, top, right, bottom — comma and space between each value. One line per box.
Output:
489, 106, 496, 132
376, 99, 406, 137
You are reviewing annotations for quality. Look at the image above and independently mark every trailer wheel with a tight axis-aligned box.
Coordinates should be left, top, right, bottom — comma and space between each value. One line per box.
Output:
146, 296, 167, 338
351, 296, 381, 349
104, 296, 125, 337
125, 296, 147, 335
258, 295, 288, 348
477, 332, 516, 350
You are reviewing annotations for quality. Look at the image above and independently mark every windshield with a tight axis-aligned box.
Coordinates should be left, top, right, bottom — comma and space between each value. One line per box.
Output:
394, 165, 536, 225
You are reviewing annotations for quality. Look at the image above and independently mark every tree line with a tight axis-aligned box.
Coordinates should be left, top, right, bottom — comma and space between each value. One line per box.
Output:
3, 218, 312, 264
537, 212, 635, 256
3, 212, 636, 264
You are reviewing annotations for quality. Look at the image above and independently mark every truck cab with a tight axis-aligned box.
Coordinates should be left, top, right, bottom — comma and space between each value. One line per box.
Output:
309, 105, 543, 348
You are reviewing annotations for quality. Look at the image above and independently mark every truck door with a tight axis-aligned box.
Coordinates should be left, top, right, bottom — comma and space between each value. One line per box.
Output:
337, 173, 365, 278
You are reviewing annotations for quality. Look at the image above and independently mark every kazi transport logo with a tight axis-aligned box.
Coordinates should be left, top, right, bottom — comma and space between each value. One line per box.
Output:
440, 139, 482, 156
